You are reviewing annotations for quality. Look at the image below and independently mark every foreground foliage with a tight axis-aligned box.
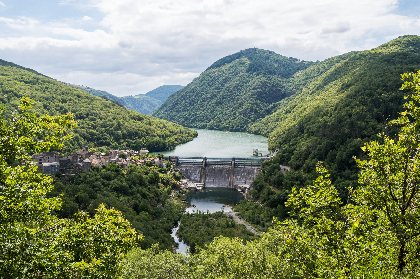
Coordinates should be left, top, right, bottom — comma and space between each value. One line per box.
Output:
177, 212, 255, 251
0, 99, 140, 278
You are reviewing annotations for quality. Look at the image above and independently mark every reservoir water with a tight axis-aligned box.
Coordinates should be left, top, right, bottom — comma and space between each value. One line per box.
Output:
168, 129, 268, 254
185, 187, 244, 214
161, 129, 268, 158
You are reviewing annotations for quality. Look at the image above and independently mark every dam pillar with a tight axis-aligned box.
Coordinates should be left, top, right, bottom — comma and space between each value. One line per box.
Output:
229, 158, 235, 188
200, 157, 207, 184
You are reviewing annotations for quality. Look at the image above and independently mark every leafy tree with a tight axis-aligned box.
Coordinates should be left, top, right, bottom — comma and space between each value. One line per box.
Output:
53, 163, 185, 250
177, 212, 255, 249
356, 70, 420, 272
121, 245, 191, 279
0, 98, 140, 278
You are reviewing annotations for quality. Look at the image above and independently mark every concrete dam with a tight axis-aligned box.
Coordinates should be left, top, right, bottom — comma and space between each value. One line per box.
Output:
168, 157, 265, 188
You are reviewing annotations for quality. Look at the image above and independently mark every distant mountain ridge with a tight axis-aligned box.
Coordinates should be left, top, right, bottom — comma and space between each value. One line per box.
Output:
155, 48, 313, 131
75, 85, 125, 106
121, 85, 184, 115
78, 84, 183, 115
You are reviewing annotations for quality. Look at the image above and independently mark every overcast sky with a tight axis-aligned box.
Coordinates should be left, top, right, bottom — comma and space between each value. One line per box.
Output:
0, 0, 419, 96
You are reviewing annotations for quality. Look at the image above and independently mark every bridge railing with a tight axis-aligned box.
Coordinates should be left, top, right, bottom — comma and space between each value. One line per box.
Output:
167, 156, 267, 167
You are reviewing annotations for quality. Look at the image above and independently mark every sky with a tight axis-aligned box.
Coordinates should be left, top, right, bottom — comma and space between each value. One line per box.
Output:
0, 0, 419, 96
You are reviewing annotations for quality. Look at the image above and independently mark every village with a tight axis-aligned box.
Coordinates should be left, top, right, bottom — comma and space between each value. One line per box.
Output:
32, 147, 166, 175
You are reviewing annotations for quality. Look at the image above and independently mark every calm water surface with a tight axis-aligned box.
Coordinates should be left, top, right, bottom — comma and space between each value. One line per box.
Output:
161, 129, 268, 158
186, 187, 244, 213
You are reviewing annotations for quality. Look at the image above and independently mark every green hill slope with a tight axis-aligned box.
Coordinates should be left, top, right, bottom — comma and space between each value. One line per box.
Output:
0, 60, 197, 152
249, 35, 420, 210
154, 48, 313, 131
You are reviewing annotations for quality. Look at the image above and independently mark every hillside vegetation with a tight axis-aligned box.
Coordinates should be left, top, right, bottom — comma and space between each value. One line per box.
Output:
249, 35, 420, 214
155, 48, 313, 131
0, 61, 196, 151
52, 163, 184, 250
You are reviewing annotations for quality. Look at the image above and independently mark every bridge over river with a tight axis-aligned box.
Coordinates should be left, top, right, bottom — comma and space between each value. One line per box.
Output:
167, 156, 267, 188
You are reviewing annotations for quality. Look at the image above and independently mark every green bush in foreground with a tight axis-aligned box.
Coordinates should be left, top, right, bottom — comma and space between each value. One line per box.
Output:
0, 98, 141, 278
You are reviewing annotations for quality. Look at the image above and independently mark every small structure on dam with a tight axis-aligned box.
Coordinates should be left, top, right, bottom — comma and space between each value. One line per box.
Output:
168, 156, 266, 188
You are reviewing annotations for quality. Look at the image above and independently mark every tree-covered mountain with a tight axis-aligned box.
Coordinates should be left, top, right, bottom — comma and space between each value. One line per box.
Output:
154, 48, 313, 131
248, 35, 420, 212
0, 60, 196, 152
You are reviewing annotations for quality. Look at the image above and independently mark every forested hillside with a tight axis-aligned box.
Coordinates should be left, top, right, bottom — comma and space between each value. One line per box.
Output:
0, 61, 196, 151
249, 35, 420, 212
155, 48, 313, 131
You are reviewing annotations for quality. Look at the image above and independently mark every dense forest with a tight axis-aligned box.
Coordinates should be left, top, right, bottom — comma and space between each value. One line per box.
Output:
52, 163, 184, 250
177, 212, 255, 251
155, 48, 313, 131
76, 85, 126, 106
0, 61, 196, 152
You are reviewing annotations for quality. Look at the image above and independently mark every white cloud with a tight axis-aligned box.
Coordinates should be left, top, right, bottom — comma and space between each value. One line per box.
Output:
0, 0, 419, 95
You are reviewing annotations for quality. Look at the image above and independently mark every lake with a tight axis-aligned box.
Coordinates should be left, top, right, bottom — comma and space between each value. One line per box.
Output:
160, 129, 269, 158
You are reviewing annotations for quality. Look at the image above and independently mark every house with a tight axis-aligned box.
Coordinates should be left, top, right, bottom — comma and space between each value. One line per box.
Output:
41, 162, 60, 175
33, 152, 60, 168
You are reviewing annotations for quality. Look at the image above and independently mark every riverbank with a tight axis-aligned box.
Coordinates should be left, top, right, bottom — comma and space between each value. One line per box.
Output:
223, 205, 261, 236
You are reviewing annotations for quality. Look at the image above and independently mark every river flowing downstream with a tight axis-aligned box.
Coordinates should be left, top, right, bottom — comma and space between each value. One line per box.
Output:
165, 129, 268, 254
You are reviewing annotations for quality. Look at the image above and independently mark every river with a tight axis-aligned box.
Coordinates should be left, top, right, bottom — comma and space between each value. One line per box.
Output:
167, 129, 268, 254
